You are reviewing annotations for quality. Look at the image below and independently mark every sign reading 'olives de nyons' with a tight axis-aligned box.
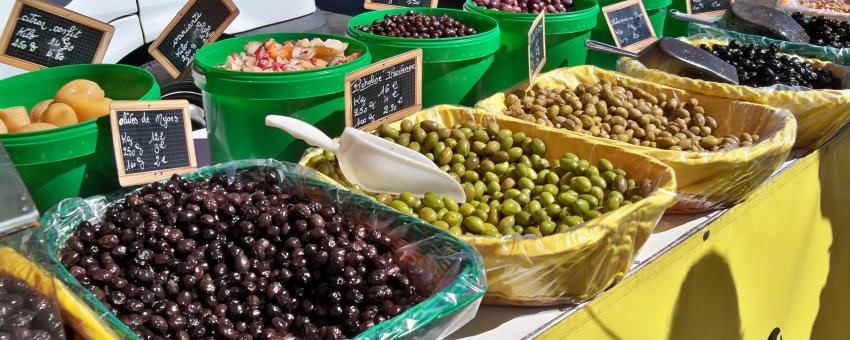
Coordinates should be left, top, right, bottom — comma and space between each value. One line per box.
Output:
602, 0, 657, 52
345, 49, 423, 131
148, 0, 239, 78
0, 0, 114, 70
364, 0, 439, 10
528, 10, 546, 83
688, 0, 733, 16
110, 100, 197, 187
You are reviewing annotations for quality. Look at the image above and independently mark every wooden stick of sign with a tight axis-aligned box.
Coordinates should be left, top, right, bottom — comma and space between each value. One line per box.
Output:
0, 0, 114, 70
364, 0, 440, 10
110, 100, 197, 187
344, 49, 423, 132
601, 0, 657, 53
528, 10, 546, 86
148, 0, 239, 79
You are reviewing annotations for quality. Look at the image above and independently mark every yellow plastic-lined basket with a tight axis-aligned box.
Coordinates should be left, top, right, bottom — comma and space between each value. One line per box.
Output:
301, 105, 677, 305
476, 65, 797, 213
618, 38, 849, 150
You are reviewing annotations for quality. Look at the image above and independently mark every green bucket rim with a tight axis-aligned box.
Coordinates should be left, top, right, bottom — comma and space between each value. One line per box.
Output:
643, 0, 673, 10
0, 64, 159, 165
346, 8, 501, 62
193, 32, 372, 99
464, 0, 600, 33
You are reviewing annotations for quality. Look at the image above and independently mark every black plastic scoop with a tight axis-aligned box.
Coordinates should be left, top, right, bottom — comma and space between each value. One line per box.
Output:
585, 38, 740, 84
669, 0, 810, 43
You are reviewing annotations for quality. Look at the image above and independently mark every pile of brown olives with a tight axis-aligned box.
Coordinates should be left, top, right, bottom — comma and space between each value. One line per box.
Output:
60, 172, 426, 340
502, 82, 761, 151
308, 119, 651, 238
471, 0, 574, 13
355, 11, 478, 38
0, 275, 64, 340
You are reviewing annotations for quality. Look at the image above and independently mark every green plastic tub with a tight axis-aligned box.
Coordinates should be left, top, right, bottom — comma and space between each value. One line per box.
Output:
193, 33, 371, 164
0, 64, 160, 212
347, 8, 500, 107
665, 0, 690, 37
465, 0, 599, 94
588, 0, 671, 70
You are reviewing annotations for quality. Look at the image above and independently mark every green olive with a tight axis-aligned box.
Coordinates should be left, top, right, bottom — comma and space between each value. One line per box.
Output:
443, 211, 463, 227
558, 190, 579, 205
424, 192, 445, 210
516, 211, 532, 226
540, 220, 557, 235
390, 200, 412, 214
500, 199, 521, 215
463, 216, 486, 234
579, 194, 599, 209
433, 220, 450, 230
563, 215, 584, 227
598, 159, 615, 172
419, 207, 438, 223
570, 176, 593, 193
572, 199, 590, 214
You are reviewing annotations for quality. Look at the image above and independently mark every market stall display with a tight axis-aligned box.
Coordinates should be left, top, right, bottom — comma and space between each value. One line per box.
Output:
193, 33, 371, 164
777, 0, 850, 22
465, 0, 600, 93
0, 64, 160, 211
587, 0, 660, 70
219, 38, 361, 72
302, 105, 676, 305
35, 160, 486, 339
347, 8, 500, 107
619, 37, 850, 149
477, 65, 796, 212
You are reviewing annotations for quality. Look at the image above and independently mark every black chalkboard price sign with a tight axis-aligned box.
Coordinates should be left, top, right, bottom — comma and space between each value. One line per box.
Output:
0, 0, 114, 71
364, 0, 439, 10
110, 100, 198, 187
602, 0, 657, 52
687, 0, 733, 16
345, 49, 423, 131
528, 10, 546, 83
148, 0, 239, 78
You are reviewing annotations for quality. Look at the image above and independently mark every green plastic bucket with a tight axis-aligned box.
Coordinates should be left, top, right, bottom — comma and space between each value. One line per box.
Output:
665, 0, 690, 37
588, 0, 671, 70
193, 33, 372, 164
0, 64, 160, 212
347, 8, 500, 107
465, 0, 599, 94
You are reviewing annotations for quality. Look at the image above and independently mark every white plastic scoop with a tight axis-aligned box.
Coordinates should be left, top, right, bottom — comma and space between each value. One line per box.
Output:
265, 115, 466, 203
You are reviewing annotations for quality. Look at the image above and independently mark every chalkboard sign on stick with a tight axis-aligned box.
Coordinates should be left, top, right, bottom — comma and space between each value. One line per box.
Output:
0, 0, 114, 71
110, 100, 198, 187
602, 0, 657, 52
345, 49, 423, 131
364, 0, 439, 10
148, 0, 239, 79
687, 0, 733, 17
528, 10, 546, 84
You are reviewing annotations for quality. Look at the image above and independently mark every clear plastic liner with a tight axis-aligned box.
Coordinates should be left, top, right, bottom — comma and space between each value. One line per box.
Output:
688, 23, 850, 64
300, 106, 678, 306
0, 231, 66, 339
476, 65, 797, 213
617, 37, 850, 150
32, 160, 487, 339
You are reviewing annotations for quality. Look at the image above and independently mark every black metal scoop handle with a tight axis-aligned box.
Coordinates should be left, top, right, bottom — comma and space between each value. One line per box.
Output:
669, 9, 719, 26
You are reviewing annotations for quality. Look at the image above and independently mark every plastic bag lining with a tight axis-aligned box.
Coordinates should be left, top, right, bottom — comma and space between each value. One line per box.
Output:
33, 159, 486, 339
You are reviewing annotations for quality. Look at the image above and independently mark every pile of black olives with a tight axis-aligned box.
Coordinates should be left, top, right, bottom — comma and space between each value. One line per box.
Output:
355, 11, 478, 38
792, 12, 850, 48
60, 172, 427, 340
699, 40, 842, 89
472, 0, 574, 13
0, 275, 64, 340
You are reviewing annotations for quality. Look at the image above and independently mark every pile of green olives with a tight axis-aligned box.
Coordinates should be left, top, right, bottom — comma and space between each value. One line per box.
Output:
307, 119, 651, 238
